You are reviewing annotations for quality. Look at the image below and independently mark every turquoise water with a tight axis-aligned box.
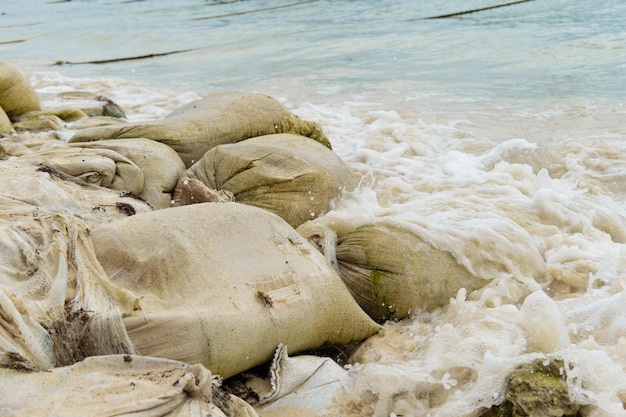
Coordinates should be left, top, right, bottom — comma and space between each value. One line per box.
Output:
2, 0, 625, 99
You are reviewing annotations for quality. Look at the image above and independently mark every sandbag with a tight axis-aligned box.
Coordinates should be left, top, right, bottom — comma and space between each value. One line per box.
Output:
91, 202, 380, 379
48, 90, 127, 118
0, 61, 41, 119
70, 138, 186, 209
12, 108, 89, 133
298, 221, 487, 322
0, 354, 259, 417
227, 344, 349, 417
16, 143, 145, 195
0, 160, 152, 225
0, 161, 154, 371
0, 106, 11, 134
0, 131, 59, 158
69, 91, 330, 168
174, 134, 358, 228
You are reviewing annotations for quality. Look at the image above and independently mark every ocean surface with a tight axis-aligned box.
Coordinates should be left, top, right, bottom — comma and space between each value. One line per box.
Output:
2, 0, 626, 416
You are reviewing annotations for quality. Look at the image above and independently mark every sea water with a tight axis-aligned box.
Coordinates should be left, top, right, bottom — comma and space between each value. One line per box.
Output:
2, 0, 626, 415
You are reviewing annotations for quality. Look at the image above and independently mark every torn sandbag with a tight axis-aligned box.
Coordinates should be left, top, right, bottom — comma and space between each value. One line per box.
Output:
69, 138, 186, 209
0, 159, 152, 225
0, 169, 153, 370
0, 354, 260, 417
91, 202, 380, 379
298, 221, 487, 322
0, 61, 41, 119
226, 344, 350, 416
173, 133, 357, 228
11, 108, 88, 133
69, 91, 330, 167
0, 131, 61, 158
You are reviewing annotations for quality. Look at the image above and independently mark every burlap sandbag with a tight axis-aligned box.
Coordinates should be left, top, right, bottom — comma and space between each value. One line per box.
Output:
91, 202, 380, 379
0, 106, 11, 134
0, 61, 41, 119
70, 138, 186, 209
0, 355, 259, 417
298, 222, 487, 322
174, 134, 358, 228
12, 108, 89, 132
16, 143, 145, 196
49, 90, 127, 118
70, 91, 330, 168
0, 160, 154, 371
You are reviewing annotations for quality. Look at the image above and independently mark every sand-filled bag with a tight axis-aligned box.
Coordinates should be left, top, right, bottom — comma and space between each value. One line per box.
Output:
91, 202, 380, 379
0, 107, 11, 134
69, 91, 330, 168
174, 133, 358, 228
69, 138, 186, 209
0, 355, 259, 417
16, 143, 145, 196
299, 221, 487, 322
0, 160, 154, 371
10, 137, 184, 209
0, 61, 41, 120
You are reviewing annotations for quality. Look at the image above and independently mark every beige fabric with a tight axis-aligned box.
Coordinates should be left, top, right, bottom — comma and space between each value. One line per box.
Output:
91, 202, 380, 379
0, 160, 152, 371
0, 61, 41, 119
48, 90, 127, 118
0, 355, 259, 417
16, 143, 145, 195
13, 138, 185, 209
70, 91, 330, 168
0, 131, 58, 158
70, 138, 186, 209
244, 344, 348, 417
298, 222, 486, 322
174, 133, 357, 228
0, 106, 11, 134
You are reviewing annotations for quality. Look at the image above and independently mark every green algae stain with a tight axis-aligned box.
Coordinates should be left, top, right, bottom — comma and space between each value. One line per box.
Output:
481, 358, 582, 417
370, 270, 385, 303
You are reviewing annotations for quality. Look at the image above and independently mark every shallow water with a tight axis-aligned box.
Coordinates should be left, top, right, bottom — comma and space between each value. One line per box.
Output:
3, 0, 626, 415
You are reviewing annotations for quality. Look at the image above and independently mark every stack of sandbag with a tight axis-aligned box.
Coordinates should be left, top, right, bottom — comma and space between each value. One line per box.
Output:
0, 61, 42, 134
1, 61, 129, 134
1, 60, 385, 415
173, 133, 358, 228
298, 220, 487, 322
69, 91, 330, 167
91, 202, 380, 379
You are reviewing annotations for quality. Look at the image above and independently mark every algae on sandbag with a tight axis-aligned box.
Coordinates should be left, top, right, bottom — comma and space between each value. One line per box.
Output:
482, 358, 582, 417
70, 91, 330, 168
91, 202, 380, 379
173, 133, 358, 228
298, 222, 486, 322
